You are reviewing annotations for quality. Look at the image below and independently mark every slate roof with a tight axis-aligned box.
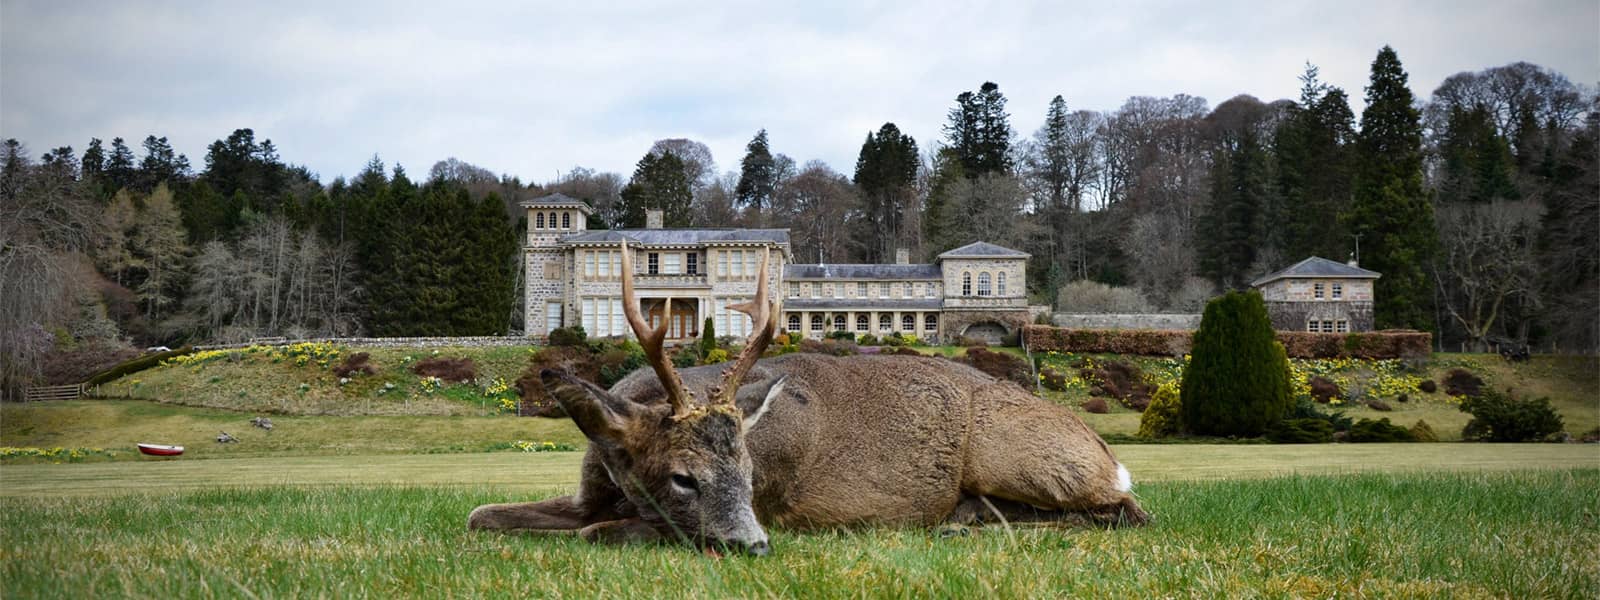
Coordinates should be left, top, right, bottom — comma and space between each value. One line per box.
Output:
937, 241, 1029, 259
1252, 256, 1382, 287
520, 192, 593, 212
783, 298, 944, 310
561, 228, 790, 246
784, 264, 943, 280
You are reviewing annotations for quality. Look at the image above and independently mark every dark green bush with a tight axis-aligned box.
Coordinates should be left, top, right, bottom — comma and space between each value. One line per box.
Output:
857, 333, 880, 346
548, 325, 587, 347
1180, 290, 1292, 437
699, 317, 717, 359
827, 329, 856, 341
1346, 418, 1416, 443
1267, 418, 1335, 443
1459, 388, 1564, 442
1410, 420, 1439, 442
1285, 396, 1353, 432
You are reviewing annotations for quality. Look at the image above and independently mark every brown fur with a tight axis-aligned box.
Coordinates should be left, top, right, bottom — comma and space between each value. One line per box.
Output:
469, 353, 1148, 546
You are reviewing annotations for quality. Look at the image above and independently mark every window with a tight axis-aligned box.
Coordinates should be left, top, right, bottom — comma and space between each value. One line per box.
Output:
788, 283, 799, 298
978, 272, 992, 296
717, 252, 729, 277
599, 251, 613, 279
545, 302, 562, 333
647, 253, 660, 275
536, 213, 545, 229
1336, 320, 1349, 333
833, 315, 846, 331
562, 212, 571, 229
580, 298, 624, 338
879, 314, 892, 330
1321, 320, 1334, 333
927, 283, 937, 298
744, 251, 756, 280
731, 250, 744, 278
1332, 283, 1343, 299
856, 314, 869, 332
805, 283, 815, 298
584, 252, 597, 279
997, 272, 1007, 296
925, 314, 938, 331
810, 315, 823, 332
962, 272, 972, 296
715, 299, 750, 338
903, 282, 913, 298
686, 253, 698, 275
832, 284, 842, 299
857, 282, 868, 297
902, 314, 915, 331
879, 282, 891, 298
1313, 282, 1325, 299
787, 315, 800, 331
662, 253, 681, 275
548, 212, 557, 229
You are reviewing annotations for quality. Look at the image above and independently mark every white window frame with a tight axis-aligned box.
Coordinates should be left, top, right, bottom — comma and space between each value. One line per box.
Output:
787, 314, 800, 331
545, 302, 562, 333
855, 314, 869, 332
1332, 283, 1343, 299
857, 282, 868, 297
998, 272, 1007, 296
978, 272, 992, 296
1313, 282, 1325, 300
663, 253, 681, 275
925, 314, 938, 331
902, 314, 915, 331
879, 314, 892, 330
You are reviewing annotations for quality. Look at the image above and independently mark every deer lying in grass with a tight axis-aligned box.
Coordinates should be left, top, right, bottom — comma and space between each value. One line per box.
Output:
469, 244, 1147, 555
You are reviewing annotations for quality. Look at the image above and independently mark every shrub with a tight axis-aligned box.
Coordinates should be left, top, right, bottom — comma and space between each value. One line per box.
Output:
827, 329, 856, 341
702, 348, 730, 365
1418, 379, 1438, 393
1410, 420, 1439, 442
1021, 326, 1432, 359
671, 345, 698, 368
1267, 419, 1335, 443
954, 335, 986, 347
595, 340, 646, 386
958, 347, 1032, 386
799, 338, 858, 356
1137, 383, 1182, 438
699, 317, 717, 359
1055, 280, 1154, 313
1459, 388, 1564, 442
886, 347, 922, 356
1346, 418, 1415, 443
1180, 290, 1292, 437
857, 333, 880, 346
1285, 397, 1353, 432
1039, 367, 1071, 392
332, 352, 377, 377
1444, 369, 1484, 398
548, 326, 588, 348
1308, 376, 1341, 403
86, 346, 194, 386
1080, 360, 1152, 411
882, 332, 906, 347
1081, 397, 1110, 414
410, 357, 476, 383
42, 344, 141, 385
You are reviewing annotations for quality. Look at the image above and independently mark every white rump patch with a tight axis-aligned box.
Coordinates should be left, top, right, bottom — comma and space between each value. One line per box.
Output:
1115, 462, 1133, 493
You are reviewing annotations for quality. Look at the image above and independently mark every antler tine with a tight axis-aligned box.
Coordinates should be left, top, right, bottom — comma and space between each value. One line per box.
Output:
713, 248, 779, 406
618, 241, 694, 417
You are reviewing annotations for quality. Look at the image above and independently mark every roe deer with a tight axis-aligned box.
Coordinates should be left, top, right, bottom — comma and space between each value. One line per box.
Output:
468, 243, 1147, 554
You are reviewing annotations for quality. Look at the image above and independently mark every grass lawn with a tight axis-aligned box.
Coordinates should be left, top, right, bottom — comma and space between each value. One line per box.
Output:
2, 469, 1595, 597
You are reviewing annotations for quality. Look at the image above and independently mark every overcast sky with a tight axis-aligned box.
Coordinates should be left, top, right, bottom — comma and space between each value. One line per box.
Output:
2, 1, 1596, 185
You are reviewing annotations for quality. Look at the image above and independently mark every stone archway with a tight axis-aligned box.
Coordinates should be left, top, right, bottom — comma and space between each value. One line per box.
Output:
961, 321, 1010, 345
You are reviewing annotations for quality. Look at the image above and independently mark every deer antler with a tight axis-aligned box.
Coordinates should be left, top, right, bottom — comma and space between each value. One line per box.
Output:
619, 241, 695, 417
710, 248, 780, 407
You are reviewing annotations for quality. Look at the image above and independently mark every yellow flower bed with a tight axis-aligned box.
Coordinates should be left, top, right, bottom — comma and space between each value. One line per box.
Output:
509, 440, 577, 452
1, 446, 118, 462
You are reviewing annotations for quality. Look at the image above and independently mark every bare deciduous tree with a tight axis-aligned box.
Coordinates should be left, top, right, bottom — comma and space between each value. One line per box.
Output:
1432, 200, 1541, 350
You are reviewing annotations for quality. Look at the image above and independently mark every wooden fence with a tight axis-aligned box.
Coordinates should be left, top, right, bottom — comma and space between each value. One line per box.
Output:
22, 383, 87, 402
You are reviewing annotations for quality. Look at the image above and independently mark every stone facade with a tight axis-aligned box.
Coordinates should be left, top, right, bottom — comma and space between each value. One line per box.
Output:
1051, 313, 1202, 331
1252, 257, 1381, 333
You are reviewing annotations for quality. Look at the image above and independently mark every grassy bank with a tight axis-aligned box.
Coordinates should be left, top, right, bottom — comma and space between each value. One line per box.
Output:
3, 470, 1595, 598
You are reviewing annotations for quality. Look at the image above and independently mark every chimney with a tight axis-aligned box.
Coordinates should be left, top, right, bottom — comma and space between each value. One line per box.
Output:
1347, 254, 1359, 268
895, 248, 910, 264
645, 209, 664, 229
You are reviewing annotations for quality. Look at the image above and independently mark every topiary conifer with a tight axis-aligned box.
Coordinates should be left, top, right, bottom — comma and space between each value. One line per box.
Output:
1180, 289, 1292, 436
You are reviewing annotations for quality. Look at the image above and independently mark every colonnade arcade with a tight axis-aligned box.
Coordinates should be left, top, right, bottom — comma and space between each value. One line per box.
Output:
783, 310, 939, 340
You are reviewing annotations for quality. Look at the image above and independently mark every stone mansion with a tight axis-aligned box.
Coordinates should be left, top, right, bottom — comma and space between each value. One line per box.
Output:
521, 193, 1039, 345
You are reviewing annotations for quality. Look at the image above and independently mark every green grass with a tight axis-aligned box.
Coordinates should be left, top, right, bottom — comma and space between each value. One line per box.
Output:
3, 470, 1596, 598
0, 401, 583, 462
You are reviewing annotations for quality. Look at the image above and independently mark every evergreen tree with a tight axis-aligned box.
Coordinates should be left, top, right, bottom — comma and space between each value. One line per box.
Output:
1180, 290, 1292, 437
105, 137, 137, 191
1271, 64, 1356, 262
80, 138, 106, 185
853, 123, 919, 263
735, 129, 777, 215
921, 148, 965, 256
618, 151, 693, 228
944, 82, 1013, 177
1344, 46, 1436, 331
1436, 105, 1520, 205
174, 181, 236, 243
138, 135, 190, 191
1199, 126, 1270, 288
1536, 112, 1600, 351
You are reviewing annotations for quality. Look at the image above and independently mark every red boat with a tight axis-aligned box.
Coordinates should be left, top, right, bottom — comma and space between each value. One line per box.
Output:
137, 443, 184, 456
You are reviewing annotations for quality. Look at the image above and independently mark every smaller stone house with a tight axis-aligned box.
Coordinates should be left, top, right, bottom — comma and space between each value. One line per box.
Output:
1251, 257, 1381, 332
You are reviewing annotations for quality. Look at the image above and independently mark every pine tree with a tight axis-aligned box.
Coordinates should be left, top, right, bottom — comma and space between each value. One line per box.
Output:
105, 137, 137, 192
853, 123, 919, 263
1180, 290, 1292, 437
1271, 64, 1356, 262
1344, 46, 1436, 331
138, 135, 190, 191
735, 130, 777, 216
80, 138, 106, 186
619, 151, 693, 228
1199, 127, 1270, 288
921, 148, 965, 256
1437, 106, 1519, 205
944, 82, 1013, 177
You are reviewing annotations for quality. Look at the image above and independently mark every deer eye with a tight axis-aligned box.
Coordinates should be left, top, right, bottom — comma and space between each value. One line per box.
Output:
670, 473, 699, 493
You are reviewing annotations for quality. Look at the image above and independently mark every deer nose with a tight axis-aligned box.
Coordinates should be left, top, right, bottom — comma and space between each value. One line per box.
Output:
745, 540, 770, 557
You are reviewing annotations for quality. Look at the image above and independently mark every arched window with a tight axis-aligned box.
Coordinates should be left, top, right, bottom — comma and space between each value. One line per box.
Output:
978, 272, 992, 296
548, 212, 557, 229
879, 314, 892, 330
855, 314, 869, 331
535, 212, 545, 229
925, 314, 938, 331
962, 272, 972, 296
833, 315, 847, 331
810, 315, 823, 332
562, 212, 572, 229
997, 272, 1007, 296
902, 314, 915, 331
787, 314, 800, 332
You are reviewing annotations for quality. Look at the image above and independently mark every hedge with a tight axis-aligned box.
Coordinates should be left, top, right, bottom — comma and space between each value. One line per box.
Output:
84, 346, 195, 386
1023, 325, 1431, 360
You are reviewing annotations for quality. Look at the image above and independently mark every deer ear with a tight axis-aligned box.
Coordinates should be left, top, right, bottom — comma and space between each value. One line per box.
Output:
735, 375, 786, 431
542, 369, 632, 443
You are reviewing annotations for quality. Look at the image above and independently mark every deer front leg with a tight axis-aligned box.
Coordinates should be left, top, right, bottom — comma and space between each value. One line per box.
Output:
468, 495, 589, 533
578, 518, 664, 545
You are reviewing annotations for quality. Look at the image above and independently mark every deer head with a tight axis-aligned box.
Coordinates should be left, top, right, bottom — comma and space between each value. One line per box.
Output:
543, 241, 782, 555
